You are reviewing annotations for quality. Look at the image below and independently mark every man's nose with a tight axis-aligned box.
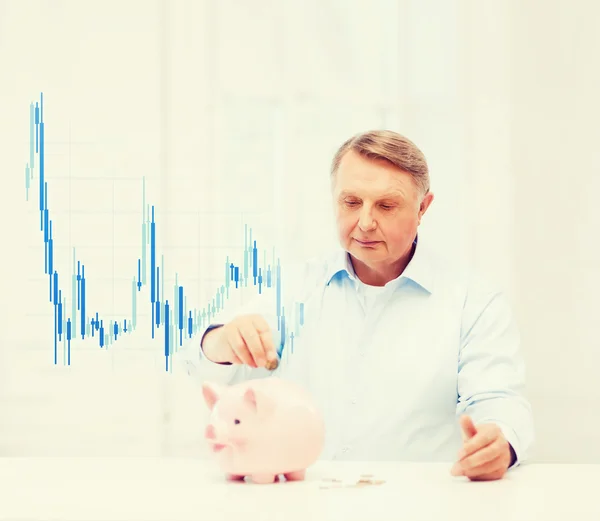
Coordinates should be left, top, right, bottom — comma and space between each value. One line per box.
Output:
358, 209, 376, 231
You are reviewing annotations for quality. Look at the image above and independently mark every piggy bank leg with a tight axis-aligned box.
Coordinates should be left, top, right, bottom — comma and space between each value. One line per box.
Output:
283, 470, 306, 482
226, 474, 245, 482
250, 474, 277, 484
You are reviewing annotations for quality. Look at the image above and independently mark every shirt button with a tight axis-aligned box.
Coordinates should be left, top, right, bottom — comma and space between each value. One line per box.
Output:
351, 399, 357, 405
341, 446, 350, 453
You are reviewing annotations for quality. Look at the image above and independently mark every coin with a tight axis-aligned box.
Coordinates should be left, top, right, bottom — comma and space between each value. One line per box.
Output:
265, 358, 279, 371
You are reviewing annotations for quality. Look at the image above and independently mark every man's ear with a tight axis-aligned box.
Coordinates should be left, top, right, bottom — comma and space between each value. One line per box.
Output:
418, 192, 434, 222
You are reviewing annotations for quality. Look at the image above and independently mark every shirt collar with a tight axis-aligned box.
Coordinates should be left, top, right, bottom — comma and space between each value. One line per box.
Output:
324, 234, 435, 293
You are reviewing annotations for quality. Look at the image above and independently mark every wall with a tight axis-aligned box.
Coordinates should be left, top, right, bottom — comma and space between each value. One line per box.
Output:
510, 0, 600, 462
0, 0, 597, 463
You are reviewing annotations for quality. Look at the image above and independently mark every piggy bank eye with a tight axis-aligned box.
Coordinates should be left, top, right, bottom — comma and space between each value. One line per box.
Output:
234, 419, 240, 425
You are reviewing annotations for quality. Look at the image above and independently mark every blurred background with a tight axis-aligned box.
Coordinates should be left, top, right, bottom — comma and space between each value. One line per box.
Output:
0, 0, 598, 463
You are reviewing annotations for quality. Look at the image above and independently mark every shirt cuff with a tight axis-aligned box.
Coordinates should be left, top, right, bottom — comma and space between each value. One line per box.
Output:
177, 324, 240, 386
200, 324, 227, 361
490, 420, 521, 469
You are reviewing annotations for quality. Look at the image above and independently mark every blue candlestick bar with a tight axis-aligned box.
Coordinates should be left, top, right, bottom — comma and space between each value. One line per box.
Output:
23, 93, 305, 371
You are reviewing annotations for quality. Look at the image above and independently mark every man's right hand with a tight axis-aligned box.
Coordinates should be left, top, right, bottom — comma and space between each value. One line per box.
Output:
201, 314, 279, 369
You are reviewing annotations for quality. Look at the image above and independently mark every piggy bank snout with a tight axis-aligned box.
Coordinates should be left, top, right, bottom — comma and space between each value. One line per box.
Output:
205, 420, 230, 442
205, 424, 216, 440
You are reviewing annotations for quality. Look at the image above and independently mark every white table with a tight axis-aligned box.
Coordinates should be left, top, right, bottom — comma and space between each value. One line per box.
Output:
0, 458, 597, 521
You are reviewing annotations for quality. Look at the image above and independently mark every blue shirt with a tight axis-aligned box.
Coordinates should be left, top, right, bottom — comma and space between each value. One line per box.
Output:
177, 235, 534, 466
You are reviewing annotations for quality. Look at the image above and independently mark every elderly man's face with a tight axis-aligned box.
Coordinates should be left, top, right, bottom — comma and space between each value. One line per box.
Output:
332, 150, 433, 282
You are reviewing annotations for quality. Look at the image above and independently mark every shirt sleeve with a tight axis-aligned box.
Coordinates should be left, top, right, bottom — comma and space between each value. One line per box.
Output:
173, 264, 294, 387
456, 278, 535, 468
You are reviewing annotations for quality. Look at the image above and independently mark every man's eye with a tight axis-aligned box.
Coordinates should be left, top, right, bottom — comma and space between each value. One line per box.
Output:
381, 205, 393, 210
345, 201, 359, 206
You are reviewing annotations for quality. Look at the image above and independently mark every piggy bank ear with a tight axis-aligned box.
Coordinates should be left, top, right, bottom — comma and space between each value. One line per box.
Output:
202, 381, 221, 410
243, 387, 274, 418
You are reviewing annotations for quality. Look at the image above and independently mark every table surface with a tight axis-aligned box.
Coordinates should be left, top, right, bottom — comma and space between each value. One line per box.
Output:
0, 458, 597, 521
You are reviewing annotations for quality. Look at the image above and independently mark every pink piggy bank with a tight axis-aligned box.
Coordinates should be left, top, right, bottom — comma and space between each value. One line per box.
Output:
202, 376, 325, 484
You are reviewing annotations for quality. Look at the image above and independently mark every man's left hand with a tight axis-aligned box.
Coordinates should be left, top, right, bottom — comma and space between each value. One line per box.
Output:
450, 415, 513, 481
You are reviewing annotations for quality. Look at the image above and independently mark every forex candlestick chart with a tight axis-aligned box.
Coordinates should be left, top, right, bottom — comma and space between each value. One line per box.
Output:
24, 93, 305, 371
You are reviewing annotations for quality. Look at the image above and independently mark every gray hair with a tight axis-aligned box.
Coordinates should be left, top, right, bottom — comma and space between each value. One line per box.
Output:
330, 130, 430, 197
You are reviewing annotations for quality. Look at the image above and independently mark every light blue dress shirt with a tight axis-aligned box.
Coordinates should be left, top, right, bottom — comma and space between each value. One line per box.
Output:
177, 235, 534, 466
